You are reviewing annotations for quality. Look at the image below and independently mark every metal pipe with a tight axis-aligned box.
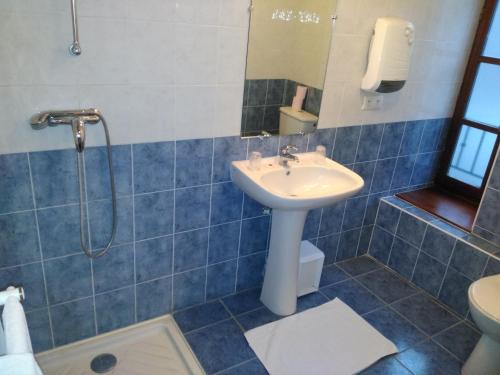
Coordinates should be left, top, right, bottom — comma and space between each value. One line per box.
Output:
69, 0, 81, 55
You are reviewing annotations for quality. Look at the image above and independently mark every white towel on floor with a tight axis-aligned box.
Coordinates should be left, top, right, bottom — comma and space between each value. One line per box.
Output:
245, 298, 398, 375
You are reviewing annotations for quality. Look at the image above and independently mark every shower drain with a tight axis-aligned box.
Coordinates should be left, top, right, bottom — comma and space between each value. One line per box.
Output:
90, 353, 117, 373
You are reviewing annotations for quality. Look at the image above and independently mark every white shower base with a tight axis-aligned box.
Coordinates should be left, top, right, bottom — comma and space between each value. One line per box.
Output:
36, 315, 204, 375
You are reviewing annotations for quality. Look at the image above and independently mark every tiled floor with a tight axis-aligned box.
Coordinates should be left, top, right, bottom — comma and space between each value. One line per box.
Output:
173, 255, 480, 375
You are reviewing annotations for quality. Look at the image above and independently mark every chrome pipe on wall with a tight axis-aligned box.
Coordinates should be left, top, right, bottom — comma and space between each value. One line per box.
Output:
69, 0, 81, 55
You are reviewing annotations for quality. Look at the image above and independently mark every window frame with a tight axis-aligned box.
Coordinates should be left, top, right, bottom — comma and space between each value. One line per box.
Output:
436, 0, 500, 202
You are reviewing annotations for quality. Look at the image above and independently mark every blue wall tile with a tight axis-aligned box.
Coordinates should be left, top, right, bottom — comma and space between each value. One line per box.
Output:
173, 268, 206, 309
358, 225, 374, 254
364, 192, 388, 226
44, 254, 92, 304
412, 252, 446, 296
133, 142, 174, 194
0, 153, 33, 214
370, 158, 397, 193
356, 124, 384, 162
391, 154, 416, 189
317, 233, 340, 264
353, 161, 376, 196
175, 139, 213, 188
93, 244, 134, 293
379, 122, 405, 159
85, 145, 132, 200
319, 201, 345, 236
267, 79, 285, 105
336, 228, 361, 261
134, 191, 174, 240
307, 128, 336, 157
247, 80, 267, 106
213, 137, 248, 183
484, 256, 500, 276
88, 196, 133, 248
50, 297, 95, 346
376, 201, 400, 234
388, 237, 419, 279
475, 188, 500, 237
242, 194, 268, 218
332, 126, 361, 164
0, 211, 40, 267
135, 236, 173, 283
419, 119, 443, 153
95, 286, 135, 334
175, 186, 210, 232
210, 182, 243, 225
208, 222, 240, 264
240, 216, 270, 255
400, 121, 425, 155
450, 241, 489, 280
439, 267, 472, 317
0, 262, 46, 310
279, 134, 308, 152
244, 106, 264, 133
248, 136, 279, 157
369, 226, 394, 264
174, 228, 208, 273
30, 149, 79, 208
489, 159, 500, 190
342, 197, 368, 231
206, 260, 237, 300
136, 277, 172, 321
37, 204, 83, 259
396, 212, 427, 247
302, 208, 321, 240
410, 152, 439, 185
26, 308, 53, 352
236, 252, 266, 291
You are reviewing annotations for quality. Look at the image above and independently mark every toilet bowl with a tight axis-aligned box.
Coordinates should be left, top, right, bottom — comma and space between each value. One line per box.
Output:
462, 274, 500, 375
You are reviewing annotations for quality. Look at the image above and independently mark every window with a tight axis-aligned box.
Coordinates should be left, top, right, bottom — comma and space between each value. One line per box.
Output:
438, 0, 500, 201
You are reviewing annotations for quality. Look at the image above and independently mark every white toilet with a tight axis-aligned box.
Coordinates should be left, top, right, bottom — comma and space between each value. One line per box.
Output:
462, 274, 500, 375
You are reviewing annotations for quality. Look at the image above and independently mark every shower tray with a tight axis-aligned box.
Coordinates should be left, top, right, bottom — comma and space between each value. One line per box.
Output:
36, 315, 205, 375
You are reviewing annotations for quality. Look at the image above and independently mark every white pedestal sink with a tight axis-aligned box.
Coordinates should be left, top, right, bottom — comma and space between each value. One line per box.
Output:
231, 152, 364, 316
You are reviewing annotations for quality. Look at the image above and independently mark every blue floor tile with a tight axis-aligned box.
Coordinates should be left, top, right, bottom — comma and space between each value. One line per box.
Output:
174, 300, 230, 333
357, 269, 417, 304
433, 322, 480, 362
397, 340, 462, 375
319, 264, 349, 287
296, 292, 328, 312
359, 356, 412, 375
391, 293, 460, 336
219, 359, 268, 375
185, 319, 255, 374
235, 307, 281, 331
320, 279, 383, 315
336, 256, 381, 276
363, 307, 427, 351
222, 288, 263, 315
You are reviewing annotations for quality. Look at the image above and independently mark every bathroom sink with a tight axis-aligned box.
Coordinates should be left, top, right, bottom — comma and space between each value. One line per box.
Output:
231, 152, 364, 210
231, 152, 364, 316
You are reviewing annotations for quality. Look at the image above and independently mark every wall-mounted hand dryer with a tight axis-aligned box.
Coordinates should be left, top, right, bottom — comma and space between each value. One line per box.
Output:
361, 17, 415, 93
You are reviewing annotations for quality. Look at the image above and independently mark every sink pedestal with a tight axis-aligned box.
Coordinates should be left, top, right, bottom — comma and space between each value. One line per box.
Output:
260, 209, 308, 316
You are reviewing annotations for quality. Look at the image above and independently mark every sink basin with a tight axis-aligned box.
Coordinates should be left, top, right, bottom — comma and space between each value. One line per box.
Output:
231, 152, 363, 210
231, 152, 364, 316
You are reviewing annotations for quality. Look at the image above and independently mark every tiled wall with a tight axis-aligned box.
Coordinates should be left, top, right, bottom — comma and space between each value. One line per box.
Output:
241, 79, 323, 136
370, 196, 499, 319
0, 0, 483, 154
0, 117, 448, 352
473, 149, 500, 246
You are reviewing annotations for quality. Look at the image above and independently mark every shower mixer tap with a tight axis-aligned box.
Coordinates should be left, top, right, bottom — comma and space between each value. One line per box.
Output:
30, 109, 101, 152
29, 108, 117, 259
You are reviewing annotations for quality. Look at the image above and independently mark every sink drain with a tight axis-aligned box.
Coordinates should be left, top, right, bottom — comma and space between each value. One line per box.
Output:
90, 353, 117, 373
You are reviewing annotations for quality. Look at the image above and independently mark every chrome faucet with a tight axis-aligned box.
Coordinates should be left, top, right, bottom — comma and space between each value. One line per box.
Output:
279, 144, 299, 168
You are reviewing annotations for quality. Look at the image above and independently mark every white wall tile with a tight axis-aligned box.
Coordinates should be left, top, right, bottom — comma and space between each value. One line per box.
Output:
174, 24, 218, 85
214, 84, 244, 137
216, 27, 248, 85
175, 86, 216, 140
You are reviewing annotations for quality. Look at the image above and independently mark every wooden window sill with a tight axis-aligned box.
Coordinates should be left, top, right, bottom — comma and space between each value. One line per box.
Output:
396, 187, 479, 232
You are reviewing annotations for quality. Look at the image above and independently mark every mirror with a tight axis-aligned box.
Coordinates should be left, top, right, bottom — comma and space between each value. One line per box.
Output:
241, 0, 336, 137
